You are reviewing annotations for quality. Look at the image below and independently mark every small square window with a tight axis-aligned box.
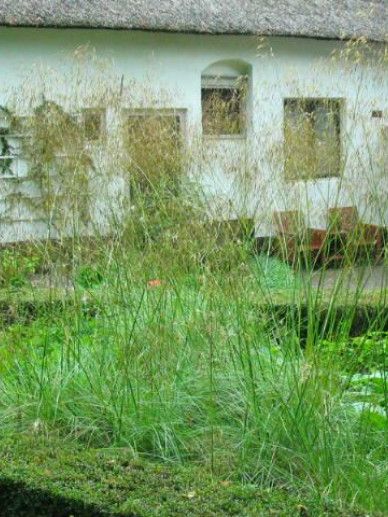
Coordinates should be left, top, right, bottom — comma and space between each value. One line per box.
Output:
372, 110, 383, 119
202, 77, 247, 137
126, 111, 182, 144
82, 109, 105, 142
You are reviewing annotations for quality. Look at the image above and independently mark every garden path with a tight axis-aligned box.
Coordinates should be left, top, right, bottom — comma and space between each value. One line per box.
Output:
308, 264, 388, 292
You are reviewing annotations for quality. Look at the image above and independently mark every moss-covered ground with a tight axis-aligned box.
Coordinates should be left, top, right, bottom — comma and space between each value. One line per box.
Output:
0, 436, 377, 517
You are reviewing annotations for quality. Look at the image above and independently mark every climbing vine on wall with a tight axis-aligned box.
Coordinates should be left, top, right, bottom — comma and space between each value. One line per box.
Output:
28, 101, 93, 226
2, 101, 97, 234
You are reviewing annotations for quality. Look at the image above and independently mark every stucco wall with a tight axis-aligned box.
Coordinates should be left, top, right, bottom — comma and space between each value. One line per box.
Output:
0, 28, 386, 241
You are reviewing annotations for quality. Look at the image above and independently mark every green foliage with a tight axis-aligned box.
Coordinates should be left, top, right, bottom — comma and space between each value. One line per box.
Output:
0, 248, 41, 288
344, 373, 387, 428
122, 196, 256, 276
320, 331, 387, 374
318, 332, 387, 432
254, 254, 297, 291
75, 265, 104, 288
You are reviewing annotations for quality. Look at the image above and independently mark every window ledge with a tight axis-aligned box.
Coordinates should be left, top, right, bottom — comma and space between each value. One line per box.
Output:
203, 134, 247, 141
285, 175, 341, 184
0, 175, 19, 180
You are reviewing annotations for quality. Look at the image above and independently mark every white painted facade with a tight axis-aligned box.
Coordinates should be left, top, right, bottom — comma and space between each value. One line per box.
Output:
0, 28, 387, 241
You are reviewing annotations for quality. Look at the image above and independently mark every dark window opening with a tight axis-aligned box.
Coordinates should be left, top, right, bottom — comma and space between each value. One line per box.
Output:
82, 109, 105, 142
202, 81, 246, 136
372, 110, 383, 119
284, 98, 342, 181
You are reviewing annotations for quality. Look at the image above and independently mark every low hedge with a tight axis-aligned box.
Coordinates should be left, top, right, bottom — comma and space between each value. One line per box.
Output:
1, 285, 388, 340
0, 435, 367, 517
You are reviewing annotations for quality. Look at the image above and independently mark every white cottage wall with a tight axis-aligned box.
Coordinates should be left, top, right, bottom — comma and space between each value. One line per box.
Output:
0, 28, 386, 242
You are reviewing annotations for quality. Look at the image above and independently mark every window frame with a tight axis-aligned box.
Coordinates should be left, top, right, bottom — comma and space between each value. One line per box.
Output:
381, 125, 388, 171
283, 97, 344, 182
201, 75, 248, 140
121, 108, 188, 144
0, 112, 29, 180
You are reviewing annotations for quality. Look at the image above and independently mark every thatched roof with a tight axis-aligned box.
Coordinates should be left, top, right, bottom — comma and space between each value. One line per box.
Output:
0, 1, 386, 42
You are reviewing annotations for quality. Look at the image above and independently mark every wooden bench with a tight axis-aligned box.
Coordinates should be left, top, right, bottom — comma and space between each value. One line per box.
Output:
273, 210, 327, 267
327, 207, 384, 264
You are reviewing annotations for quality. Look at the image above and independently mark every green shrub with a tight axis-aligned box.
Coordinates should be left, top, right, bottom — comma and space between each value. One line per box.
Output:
319, 333, 387, 431
0, 248, 42, 288
75, 265, 104, 288
253, 255, 297, 291
319, 331, 387, 374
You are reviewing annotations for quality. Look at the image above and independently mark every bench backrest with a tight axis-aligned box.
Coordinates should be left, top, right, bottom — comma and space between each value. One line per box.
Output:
328, 206, 359, 233
273, 210, 305, 235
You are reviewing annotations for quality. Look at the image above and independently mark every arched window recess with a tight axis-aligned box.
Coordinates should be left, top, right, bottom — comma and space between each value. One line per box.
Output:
201, 60, 251, 138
